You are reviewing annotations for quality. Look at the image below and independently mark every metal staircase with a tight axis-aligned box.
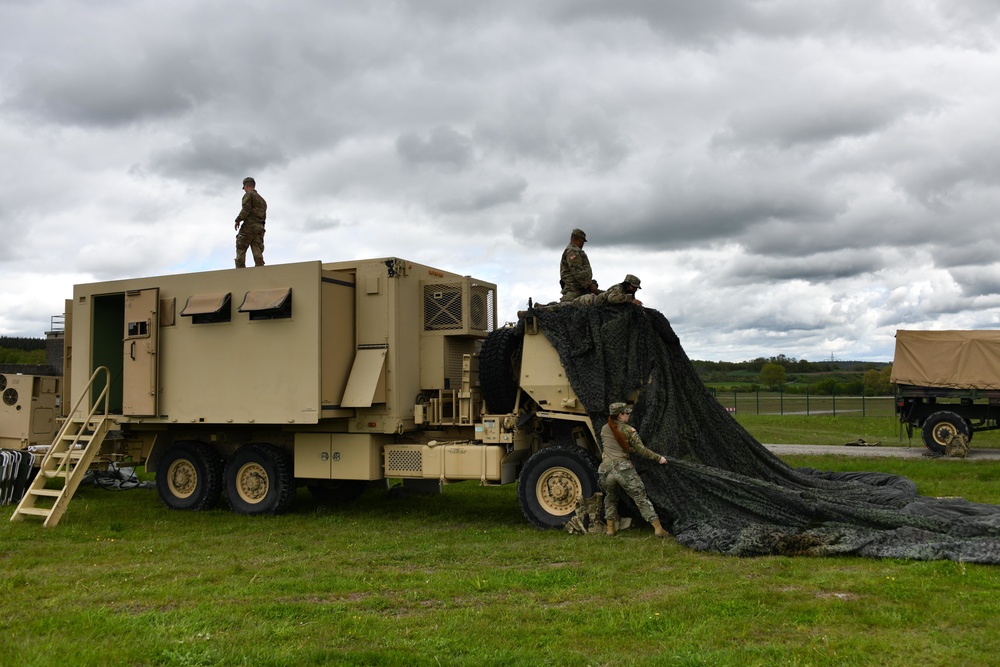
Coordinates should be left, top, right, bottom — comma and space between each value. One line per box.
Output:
10, 367, 111, 528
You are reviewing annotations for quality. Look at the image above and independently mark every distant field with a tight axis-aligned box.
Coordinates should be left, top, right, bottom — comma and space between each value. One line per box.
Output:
715, 392, 895, 417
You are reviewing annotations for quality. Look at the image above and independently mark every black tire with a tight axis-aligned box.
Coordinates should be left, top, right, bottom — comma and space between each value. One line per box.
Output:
517, 444, 600, 529
156, 441, 223, 511
921, 411, 971, 455
480, 327, 521, 414
224, 443, 295, 515
307, 479, 368, 503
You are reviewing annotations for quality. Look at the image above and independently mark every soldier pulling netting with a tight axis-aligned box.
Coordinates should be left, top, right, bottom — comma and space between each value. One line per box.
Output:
531, 303, 1000, 563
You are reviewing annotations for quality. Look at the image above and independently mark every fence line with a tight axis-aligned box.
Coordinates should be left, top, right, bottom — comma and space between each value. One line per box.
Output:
713, 390, 895, 417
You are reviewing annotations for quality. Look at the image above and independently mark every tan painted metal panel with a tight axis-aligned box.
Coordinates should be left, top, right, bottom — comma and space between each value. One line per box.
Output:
123, 288, 158, 416
294, 432, 383, 480
71, 261, 325, 425
342, 348, 387, 408
519, 329, 587, 413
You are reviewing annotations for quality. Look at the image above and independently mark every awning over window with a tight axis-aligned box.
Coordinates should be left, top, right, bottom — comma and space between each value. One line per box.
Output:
180, 293, 231, 317
238, 287, 291, 312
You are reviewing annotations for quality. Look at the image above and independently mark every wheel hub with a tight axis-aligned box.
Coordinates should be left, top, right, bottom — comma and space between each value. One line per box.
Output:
535, 466, 581, 516
167, 460, 197, 499
236, 462, 269, 503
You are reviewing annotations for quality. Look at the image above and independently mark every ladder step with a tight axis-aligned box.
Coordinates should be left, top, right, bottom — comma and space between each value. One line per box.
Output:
29, 489, 62, 498
60, 435, 93, 442
43, 471, 68, 479
51, 451, 85, 461
16, 507, 52, 517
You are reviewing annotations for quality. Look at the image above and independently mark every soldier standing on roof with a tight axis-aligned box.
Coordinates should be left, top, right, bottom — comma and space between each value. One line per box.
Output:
234, 177, 267, 268
600, 402, 668, 538
559, 228, 600, 302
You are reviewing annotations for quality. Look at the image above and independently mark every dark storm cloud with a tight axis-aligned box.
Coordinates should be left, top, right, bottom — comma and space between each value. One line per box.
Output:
714, 86, 940, 150
396, 127, 475, 169
950, 267, 1000, 298
149, 134, 289, 182
548, 0, 1000, 46
544, 171, 838, 251
932, 243, 1000, 269
437, 175, 528, 213
475, 110, 631, 171
720, 250, 884, 284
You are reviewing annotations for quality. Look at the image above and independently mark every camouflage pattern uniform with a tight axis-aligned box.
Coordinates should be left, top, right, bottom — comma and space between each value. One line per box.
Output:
235, 180, 267, 268
599, 404, 662, 524
559, 228, 595, 302
573, 275, 642, 306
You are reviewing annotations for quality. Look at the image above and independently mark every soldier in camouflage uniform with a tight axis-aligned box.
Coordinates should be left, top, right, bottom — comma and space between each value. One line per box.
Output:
559, 228, 600, 302
574, 274, 643, 306
234, 177, 267, 268
600, 402, 668, 537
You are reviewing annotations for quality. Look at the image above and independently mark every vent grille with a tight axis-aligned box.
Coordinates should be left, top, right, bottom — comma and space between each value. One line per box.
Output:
470, 285, 494, 332
386, 448, 423, 476
424, 284, 463, 331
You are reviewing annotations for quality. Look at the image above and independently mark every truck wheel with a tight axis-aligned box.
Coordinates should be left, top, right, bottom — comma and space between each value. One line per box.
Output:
308, 479, 368, 503
518, 444, 599, 529
224, 443, 295, 515
156, 441, 223, 511
480, 327, 521, 414
921, 411, 971, 455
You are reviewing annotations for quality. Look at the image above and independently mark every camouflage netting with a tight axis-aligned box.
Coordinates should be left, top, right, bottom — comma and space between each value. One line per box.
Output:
531, 304, 1000, 562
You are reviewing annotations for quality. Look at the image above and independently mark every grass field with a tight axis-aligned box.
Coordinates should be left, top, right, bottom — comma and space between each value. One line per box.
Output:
3, 442, 1000, 666
735, 413, 1000, 449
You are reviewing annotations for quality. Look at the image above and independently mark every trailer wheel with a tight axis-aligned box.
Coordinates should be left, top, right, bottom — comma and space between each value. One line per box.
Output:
922, 411, 971, 455
518, 444, 599, 529
156, 441, 223, 511
224, 443, 295, 515
308, 479, 368, 503
480, 327, 521, 414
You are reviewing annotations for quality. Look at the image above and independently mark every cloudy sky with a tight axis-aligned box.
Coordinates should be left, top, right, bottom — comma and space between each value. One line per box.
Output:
2, 0, 999, 362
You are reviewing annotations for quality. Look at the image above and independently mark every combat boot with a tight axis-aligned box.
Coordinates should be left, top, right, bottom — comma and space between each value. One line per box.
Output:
651, 518, 667, 538
605, 519, 616, 536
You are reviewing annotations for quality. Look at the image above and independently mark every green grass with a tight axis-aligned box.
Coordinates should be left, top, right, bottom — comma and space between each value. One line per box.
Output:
735, 413, 1000, 448
3, 453, 1000, 666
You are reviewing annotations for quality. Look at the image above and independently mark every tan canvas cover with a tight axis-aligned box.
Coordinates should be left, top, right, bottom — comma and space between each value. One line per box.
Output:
891, 330, 1000, 389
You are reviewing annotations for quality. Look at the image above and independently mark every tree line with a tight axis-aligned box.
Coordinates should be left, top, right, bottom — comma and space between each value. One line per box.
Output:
0, 336, 47, 365
696, 354, 895, 396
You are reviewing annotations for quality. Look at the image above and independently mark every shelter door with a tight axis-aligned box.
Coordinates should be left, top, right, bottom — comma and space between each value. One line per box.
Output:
123, 288, 159, 416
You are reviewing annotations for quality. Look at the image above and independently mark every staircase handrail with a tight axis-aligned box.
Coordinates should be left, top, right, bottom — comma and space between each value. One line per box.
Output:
39, 366, 111, 477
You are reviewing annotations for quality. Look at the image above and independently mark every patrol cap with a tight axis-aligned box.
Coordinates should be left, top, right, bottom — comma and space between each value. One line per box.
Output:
242, 177, 255, 188
624, 274, 641, 289
571, 228, 588, 241
609, 402, 632, 416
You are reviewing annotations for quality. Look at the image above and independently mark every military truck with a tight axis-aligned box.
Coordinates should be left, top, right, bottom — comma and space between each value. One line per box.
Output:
892, 329, 1000, 454
11, 258, 602, 528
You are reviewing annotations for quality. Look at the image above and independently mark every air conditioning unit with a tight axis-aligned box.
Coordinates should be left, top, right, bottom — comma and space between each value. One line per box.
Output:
421, 278, 496, 336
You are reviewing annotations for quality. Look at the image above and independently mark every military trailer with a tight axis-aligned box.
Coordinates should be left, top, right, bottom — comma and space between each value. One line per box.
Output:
11, 258, 602, 527
892, 329, 1000, 454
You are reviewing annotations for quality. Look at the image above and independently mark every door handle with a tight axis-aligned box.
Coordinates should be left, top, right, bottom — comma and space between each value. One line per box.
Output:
130, 341, 135, 361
